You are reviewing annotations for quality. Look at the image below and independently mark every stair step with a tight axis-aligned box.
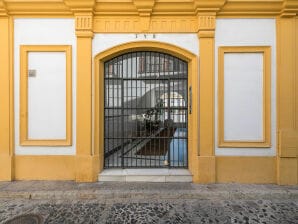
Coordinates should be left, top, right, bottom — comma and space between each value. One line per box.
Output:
99, 169, 192, 182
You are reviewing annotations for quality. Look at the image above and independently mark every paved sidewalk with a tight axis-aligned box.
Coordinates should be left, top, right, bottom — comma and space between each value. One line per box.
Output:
0, 181, 297, 200
0, 182, 297, 223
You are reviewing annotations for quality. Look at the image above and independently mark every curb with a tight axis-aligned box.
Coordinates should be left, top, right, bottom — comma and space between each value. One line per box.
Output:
0, 189, 297, 201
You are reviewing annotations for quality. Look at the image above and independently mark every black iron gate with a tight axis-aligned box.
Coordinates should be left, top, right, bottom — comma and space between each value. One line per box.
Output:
104, 51, 188, 168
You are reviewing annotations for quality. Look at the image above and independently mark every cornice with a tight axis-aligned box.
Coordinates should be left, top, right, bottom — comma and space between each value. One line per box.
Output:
194, 0, 227, 14
133, 0, 155, 31
133, 0, 155, 16
5, 0, 71, 15
280, 0, 298, 17
218, 0, 284, 17
0, 0, 8, 16
0, 0, 297, 17
64, 0, 95, 13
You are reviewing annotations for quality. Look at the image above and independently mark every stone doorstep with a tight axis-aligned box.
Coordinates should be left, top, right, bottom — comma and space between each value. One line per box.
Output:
98, 169, 193, 182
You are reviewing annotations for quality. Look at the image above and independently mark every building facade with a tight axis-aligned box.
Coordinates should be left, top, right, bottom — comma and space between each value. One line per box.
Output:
0, 0, 297, 184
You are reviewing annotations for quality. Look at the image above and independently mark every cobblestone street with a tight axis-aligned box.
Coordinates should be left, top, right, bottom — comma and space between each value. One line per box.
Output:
1, 198, 298, 223
0, 182, 297, 223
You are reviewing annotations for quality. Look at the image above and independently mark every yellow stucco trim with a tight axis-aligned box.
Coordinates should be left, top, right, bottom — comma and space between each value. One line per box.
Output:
1, 0, 297, 18
9, 155, 278, 182
74, 22, 95, 182
19, 45, 72, 146
9, 16, 14, 165
94, 41, 199, 178
0, 17, 10, 155
276, 16, 298, 185
197, 27, 216, 183
216, 156, 276, 183
218, 46, 271, 148
14, 155, 75, 180
0, 16, 13, 181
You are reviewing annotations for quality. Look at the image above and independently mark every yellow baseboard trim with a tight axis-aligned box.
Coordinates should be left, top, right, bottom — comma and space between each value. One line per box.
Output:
196, 156, 216, 183
216, 156, 276, 183
277, 157, 298, 185
14, 155, 75, 180
0, 155, 13, 181
75, 155, 100, 182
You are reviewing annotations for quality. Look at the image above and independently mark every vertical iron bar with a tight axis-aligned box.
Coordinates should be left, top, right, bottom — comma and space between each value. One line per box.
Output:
158, 53, 161, 167
186, 62, 188, 168
167, 59, 171, 167
121, 56, 124, 168
104, 63, 107, 168
136, 52, 139, 167
112, 60, 115, 167
131, 53, 134, 167
163, 53, 166, 166
146, 52, 151, 166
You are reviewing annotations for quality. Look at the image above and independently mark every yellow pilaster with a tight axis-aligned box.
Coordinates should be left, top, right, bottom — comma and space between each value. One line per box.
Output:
196, 14, 216, 183
66, 0, 99, 182
0, 7, 13, 181
276, 15, 298, 185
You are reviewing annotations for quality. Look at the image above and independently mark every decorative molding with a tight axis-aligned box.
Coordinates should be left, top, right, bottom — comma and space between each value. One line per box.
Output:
194, 0, 227, 14
20, 45, 72, 146
0, 0, 294, 17
278, 129, 298, 158
75, 13, 94, 37
280, 0, 298, 17
94, 17, 139, 33
94, 16, 198, 33
64, 0, 96, 13
133, 0, 155, 17
197, 14, 216, 37
0, 0, 8, 16
198, 15, 216, 30
150, 17, 197, 32
218, 46, 271, 148
5, 0, 71, 16
76, 14, 93, 30
133, 0, 155, 31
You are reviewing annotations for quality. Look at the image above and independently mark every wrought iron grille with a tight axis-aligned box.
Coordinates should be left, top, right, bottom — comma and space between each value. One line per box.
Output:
104, 51, 188, 168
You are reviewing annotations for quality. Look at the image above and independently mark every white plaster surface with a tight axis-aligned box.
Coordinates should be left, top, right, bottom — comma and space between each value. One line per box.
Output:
215, 19, 276, 156
28, 52, 67, 139
14, 19, 76, 155
224, 53, 263, 141
92, 34, 199, 57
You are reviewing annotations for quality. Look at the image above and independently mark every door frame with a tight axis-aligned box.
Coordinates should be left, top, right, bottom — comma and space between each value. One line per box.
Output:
94, 41, 198, 176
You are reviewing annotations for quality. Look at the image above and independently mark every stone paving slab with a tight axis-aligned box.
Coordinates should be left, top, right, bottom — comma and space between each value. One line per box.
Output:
0, 181, 297, 201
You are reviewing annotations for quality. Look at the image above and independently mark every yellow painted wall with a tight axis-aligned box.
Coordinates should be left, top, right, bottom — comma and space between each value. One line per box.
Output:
216, 157, 276, 183
14, 156, 75, 180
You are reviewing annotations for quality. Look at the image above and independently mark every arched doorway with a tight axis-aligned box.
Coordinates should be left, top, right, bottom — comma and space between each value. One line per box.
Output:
104, 52, 188, 168
94, 41, 198, 176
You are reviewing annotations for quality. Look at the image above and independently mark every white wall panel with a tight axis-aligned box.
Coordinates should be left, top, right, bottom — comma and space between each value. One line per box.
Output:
92, 34, 198, 57
28, 52, 67, 139
224, 53, 263, 141
14, 19, 76, 155
215, 19, 276, 156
